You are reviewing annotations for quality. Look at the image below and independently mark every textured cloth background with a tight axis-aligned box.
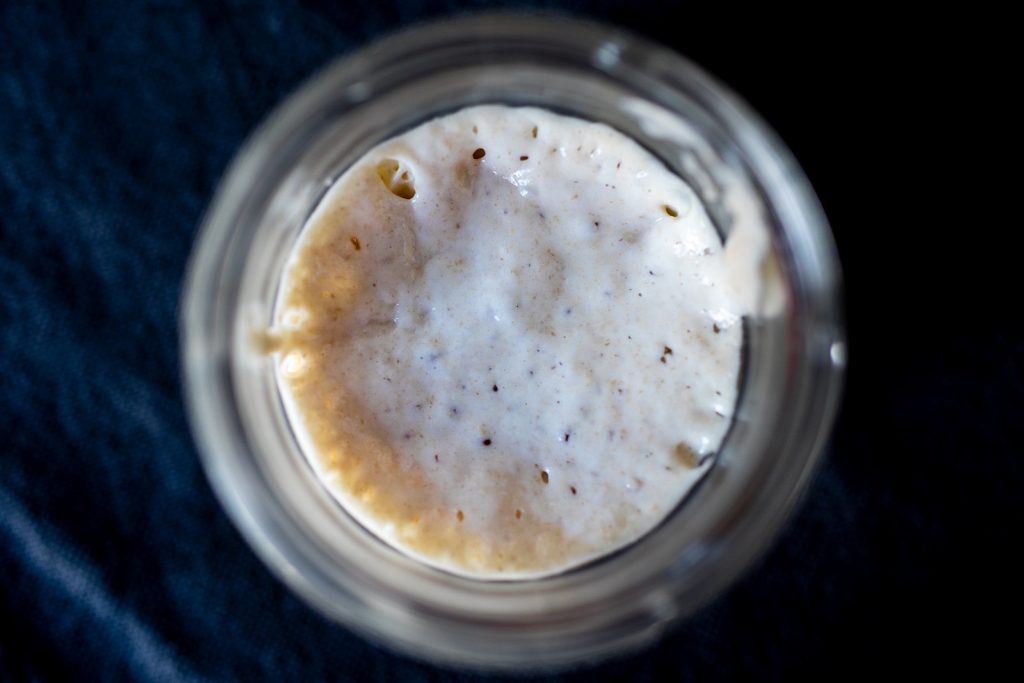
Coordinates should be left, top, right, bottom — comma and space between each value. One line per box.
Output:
1, 1, 1019, 681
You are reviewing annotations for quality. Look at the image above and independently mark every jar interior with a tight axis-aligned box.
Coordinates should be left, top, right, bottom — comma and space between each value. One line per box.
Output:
186, 18, 842, 668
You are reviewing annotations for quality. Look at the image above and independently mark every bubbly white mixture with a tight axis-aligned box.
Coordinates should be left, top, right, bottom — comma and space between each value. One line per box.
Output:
270, 106, 743, 578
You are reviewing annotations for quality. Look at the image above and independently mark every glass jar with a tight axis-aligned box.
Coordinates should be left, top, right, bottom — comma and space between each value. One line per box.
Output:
180, 13, 845, 670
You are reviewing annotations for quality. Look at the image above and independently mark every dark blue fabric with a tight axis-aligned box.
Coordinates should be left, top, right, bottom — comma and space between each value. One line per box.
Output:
1, 1, 1019, 680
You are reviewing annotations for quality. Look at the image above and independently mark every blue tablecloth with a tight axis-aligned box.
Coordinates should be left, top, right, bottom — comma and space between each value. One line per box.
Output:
2, 2, 1019, 680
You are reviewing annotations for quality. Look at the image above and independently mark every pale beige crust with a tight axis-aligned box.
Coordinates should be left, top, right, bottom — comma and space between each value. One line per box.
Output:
268, 163, 585, 574
266, 106, 741, 578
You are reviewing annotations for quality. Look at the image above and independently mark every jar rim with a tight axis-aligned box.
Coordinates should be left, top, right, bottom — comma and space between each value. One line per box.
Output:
181, 12, 844, 670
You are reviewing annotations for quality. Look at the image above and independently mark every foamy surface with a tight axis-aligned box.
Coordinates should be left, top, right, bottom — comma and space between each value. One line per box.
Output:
267, 106, 742, 578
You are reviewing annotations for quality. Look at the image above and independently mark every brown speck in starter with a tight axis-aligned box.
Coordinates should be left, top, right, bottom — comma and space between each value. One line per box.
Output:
659, 345, 674, 364
472, 148, 486, 159
541, 471, 549, 484
456, 510, 464, 522
515, 509, 522, 519
674, 442, 700, 469
349, 236, 361, 251
483, 438, 492, 446
564, 432, 570, 442
520, 155, 529, 161
492, 384, 498, 392
570, 486, 577, 495
531, 126, 538, 138
713, 323, 721, 333
434, 454, 439, 462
